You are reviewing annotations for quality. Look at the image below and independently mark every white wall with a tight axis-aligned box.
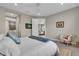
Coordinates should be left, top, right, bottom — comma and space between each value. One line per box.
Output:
38, 18, 45, 24
46, 6, 79, 40
20, 15, 32, 37
0, 8, 6, 34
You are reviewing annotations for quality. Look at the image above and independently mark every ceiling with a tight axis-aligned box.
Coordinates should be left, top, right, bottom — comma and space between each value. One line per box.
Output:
0, 3, 79, 17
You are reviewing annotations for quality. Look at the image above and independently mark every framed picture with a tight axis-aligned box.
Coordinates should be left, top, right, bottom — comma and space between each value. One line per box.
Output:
9, 21, 16, 30
56, 21, 64, 28
25, 23, 32, 29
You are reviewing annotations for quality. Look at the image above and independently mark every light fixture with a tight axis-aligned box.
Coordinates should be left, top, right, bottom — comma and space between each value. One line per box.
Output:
60, 3, 64, 5
14, 3, 18, 6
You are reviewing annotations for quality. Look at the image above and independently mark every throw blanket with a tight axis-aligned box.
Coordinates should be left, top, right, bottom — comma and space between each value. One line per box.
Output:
29, 36, 49, 42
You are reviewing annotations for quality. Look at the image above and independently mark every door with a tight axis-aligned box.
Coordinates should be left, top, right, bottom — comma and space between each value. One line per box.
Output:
32, 18, 39, 36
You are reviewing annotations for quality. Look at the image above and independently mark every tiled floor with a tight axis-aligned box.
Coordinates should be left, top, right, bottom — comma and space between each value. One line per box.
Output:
54, 41, 79, 56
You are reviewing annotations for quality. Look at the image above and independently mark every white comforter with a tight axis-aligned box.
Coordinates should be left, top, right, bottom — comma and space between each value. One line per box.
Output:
19, 37, 59, 56
0, 37, 59, 56
0, 37, 20, 56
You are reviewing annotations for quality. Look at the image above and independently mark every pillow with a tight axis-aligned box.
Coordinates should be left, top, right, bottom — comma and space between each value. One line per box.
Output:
0, 37, 20, 56
7, 32, 21, 44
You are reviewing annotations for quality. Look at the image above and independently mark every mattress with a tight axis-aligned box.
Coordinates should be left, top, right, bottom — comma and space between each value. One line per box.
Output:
19, 37, 59, 56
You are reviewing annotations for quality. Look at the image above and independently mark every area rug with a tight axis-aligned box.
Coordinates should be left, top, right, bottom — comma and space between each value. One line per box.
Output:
59, 48, 72, 56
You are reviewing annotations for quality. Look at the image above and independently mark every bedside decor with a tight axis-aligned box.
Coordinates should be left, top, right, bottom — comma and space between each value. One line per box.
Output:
56, 21, 64, 28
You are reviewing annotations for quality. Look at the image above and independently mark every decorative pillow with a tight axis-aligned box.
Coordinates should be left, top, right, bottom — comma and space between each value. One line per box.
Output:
7, 32, 21, 44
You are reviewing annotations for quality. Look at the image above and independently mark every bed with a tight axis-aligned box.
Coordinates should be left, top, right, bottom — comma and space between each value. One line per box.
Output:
0, 33, 59, 56
19, 37, 59, 56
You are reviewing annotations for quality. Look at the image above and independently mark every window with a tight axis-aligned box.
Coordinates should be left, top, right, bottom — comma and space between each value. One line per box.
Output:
5, 12, 17, 32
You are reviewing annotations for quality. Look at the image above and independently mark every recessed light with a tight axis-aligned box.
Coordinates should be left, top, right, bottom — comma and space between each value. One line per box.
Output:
60, 3, 64, 5
14, 3, 18, 6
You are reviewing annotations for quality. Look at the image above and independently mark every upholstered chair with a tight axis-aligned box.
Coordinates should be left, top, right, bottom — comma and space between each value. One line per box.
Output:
60, 34, 72, 44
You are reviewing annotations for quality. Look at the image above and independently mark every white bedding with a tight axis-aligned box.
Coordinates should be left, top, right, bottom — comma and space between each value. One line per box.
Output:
0, 37, 20, 56
19, 37, 59, 56
0, 37, 59, 56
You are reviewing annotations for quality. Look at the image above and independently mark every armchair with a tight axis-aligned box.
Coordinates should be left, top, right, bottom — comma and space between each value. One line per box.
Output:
60, 34, 72, 44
